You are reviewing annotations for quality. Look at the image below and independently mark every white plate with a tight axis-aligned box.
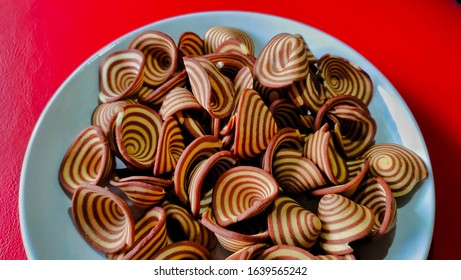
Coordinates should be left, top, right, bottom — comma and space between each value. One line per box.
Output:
19, 11, 434, 260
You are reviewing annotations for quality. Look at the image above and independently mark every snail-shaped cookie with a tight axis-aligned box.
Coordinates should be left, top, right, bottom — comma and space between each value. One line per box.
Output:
317, 194, 374, 255
99, 49, 145, 103
59, 126, 114, 194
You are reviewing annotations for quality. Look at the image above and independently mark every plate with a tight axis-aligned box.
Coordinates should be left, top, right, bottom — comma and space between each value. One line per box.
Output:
19, 11, 434, 260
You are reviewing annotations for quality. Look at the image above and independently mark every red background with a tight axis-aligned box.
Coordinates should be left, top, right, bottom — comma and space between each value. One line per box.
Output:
1, 0, 460, 259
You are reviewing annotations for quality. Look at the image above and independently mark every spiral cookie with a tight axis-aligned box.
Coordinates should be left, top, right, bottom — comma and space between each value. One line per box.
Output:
254, 33, 309, 88
128, 30, 178, 87
233, 88, 278, 160
361, 143, 428, 197
159, 87, 202, 121
318, 194, 374, 255
353, 177, 397, 240
72, 184, 135, 254
114, 173, 173, 188
138, 69, 187, 105
183, 56, 235, 119
232, 66, 254, 112
98, 49, 145, 103
288, 69, 326, 113
174, 136, 222, 205
267, 196, 321, 249
212, 166, 279, 227
204, 26, 254, 55
109, 176, 167, 210
153, 116, 185, 176
262, 127, 304, 174
187, 150, 238, 217
310, 158, 369, 198
272, 149, 326, 193
114, 104, 163, 170
178, 31, 205, 57
92, 99, 137, 136
317, 54, 373, 105
329, 104, 376, 159
109, 206, 168, 260
315, 95, 376, 159
304, 123, 349, 185
59, 126, 114, 194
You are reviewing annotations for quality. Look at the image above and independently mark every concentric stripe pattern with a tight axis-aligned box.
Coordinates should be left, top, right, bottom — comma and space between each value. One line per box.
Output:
116, 174, 173, 188
178, 31, 205, 57
205, 53, 255, 79
234, 89, 278, 160
153, 116, 185, 176
304, 123, 349, 185
353, 177, 397, 240
187, 150, 238, 217
262, 127, 304, 174
159, 87, 202, 120
138, 69, 187, 105
110, 177, 167, 210
212, 166, 279, 227
120, 206, 168, 260
128, 31, 178, 87
310, 158, 369, 198
232, 66, 253, 115
288, 70, 326, 113
182, 57, 211, 107
273, 149, 326, 193
329, 104, 376, 159
316, 254, 356, 260
361, 143, 428, 197
196, 56, 235, 118
295, 33, 318, 65
115, 104, 163, 170
59, 126, 114, 194
268, 196, 322, 249
99, 49, 145, 103
174, 136, 222, 205
317, 54, 373, 105
204, 26, 255, 55
254, 33, 309, 88
92, 99, 137, 136
72, 184, 135, 254
318, 194, 374, 255
215, 38, 252, 55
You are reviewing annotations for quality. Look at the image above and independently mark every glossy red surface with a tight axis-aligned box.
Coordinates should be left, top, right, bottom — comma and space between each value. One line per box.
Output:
1, 0, 460, 259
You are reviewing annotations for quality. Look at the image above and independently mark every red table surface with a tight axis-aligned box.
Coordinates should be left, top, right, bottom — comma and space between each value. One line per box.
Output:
1, 0, 460, 260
